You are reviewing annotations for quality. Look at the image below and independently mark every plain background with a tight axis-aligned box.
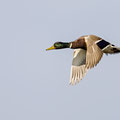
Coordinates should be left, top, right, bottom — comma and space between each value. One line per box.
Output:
0, 0, 120, 120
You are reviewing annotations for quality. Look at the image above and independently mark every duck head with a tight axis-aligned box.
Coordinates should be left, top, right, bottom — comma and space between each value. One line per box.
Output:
46, 42, 70, 50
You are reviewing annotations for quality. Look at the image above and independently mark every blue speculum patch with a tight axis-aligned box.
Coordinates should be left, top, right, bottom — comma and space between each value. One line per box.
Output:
97, 39, 110, 49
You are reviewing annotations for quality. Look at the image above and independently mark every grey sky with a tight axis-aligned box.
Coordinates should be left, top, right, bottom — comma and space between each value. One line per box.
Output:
0, 0, 120, 120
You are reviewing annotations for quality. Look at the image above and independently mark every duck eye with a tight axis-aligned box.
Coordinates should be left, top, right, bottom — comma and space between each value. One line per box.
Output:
54, 42, 61, 47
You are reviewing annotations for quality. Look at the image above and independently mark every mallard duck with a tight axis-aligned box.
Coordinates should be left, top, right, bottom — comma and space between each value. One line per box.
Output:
46, 35, 120, 85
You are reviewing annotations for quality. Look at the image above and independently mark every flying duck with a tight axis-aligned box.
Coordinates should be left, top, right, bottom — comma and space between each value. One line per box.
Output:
46, 35, 120, 85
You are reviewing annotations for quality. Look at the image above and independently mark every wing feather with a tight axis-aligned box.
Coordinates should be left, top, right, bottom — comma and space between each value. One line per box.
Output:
85, 36, 103, 69
70, 49, 88, 85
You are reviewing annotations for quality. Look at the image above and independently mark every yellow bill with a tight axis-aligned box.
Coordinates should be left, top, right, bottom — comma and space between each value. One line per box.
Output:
46, 45, 55, 51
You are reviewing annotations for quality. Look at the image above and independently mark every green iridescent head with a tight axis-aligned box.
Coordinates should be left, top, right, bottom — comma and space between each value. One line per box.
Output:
46, 42, 70, 50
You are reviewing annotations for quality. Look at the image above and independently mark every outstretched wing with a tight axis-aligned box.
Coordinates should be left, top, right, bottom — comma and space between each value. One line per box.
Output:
85, 35, 103, 69
70, 49, 88, 85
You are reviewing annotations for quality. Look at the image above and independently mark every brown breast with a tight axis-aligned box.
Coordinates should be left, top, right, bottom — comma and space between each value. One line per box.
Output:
71, 36, 87, 50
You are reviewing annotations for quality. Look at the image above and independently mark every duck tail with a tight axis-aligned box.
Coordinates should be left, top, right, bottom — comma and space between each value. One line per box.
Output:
113, 46, 120, 53
102, 45, 120, 54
